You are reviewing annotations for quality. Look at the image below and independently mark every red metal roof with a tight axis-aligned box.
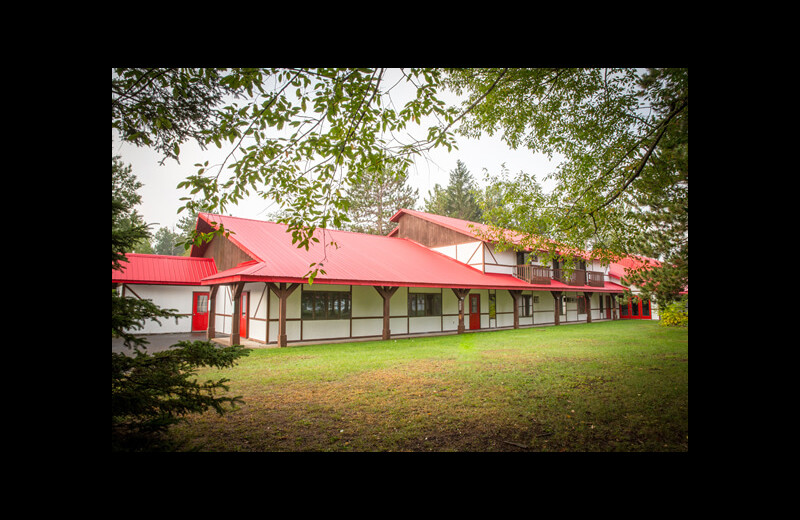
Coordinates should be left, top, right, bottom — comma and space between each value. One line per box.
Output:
194, 213, 625, 292
608, 255, 661, 279
112, 254, 217, 285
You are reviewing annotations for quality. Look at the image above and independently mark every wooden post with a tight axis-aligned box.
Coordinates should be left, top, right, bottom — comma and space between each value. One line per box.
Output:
373, 286, 399, 340
267, 282, 300, 347
206, 285, 218, 341
451, 288, 470, 333
551, 291, 562, 326
584, 292, 593, 323
508, 290, 521, 329
230, 282, 245, 345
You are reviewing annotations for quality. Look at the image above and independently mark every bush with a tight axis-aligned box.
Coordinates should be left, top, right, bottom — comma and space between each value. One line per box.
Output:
112, 341, 249, 451
660, 298, 688, 327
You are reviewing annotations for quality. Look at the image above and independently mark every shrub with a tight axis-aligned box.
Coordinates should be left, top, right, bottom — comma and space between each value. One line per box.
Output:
660, 298, 688, 327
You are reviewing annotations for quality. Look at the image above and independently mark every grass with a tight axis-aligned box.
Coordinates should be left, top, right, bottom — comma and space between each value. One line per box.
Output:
168, 320, 688, 452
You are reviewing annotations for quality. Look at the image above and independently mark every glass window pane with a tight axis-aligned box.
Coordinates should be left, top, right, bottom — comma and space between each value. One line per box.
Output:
342, 294, 351, 319
301, 293, 313, 319
315, 294, 326, 319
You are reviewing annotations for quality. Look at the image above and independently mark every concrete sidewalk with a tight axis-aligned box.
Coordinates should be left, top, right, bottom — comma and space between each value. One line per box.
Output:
112, 332, 211, 355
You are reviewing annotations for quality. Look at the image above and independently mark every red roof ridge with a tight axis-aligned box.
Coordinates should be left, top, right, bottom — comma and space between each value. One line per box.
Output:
123, 253, 213, 261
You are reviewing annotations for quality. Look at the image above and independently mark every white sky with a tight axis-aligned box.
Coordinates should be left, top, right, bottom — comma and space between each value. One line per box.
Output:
112, 69, 561, 231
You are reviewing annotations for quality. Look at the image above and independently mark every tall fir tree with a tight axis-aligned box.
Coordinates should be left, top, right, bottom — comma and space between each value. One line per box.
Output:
112, 155, 248, 451
423, 160, 482, 222
346, 166, 418, 235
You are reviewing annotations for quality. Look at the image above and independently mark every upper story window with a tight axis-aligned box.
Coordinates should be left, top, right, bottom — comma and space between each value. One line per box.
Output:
516, 251, 539, 264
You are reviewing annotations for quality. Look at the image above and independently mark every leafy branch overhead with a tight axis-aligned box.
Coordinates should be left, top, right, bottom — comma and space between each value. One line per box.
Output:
112, 68, 686, 299
113, 68, 460, 280
447, 68, 687, 304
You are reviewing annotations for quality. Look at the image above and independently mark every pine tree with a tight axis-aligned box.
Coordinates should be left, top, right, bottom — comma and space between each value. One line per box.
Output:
152, 227, 186, 256
112, 156, 248, 451
346, 166, 418, 235
423, 160, 482, 222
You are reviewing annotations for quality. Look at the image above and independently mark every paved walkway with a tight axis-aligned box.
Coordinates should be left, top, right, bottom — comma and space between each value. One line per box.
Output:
111, 332, 210, 355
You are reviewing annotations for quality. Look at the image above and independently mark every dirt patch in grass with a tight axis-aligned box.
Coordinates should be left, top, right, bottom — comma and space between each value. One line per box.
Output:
171, 357, 558, 452
168, 326, 688, 452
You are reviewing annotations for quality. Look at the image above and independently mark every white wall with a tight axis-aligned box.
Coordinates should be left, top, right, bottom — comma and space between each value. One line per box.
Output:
206, 281, 627, 346
120, 284, 208, 334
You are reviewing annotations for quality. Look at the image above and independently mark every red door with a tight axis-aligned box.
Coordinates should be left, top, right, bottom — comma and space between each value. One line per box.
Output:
619, 298, 652, 320
240, 292, 249, 338
469, 294, 480, 329
192, 292, 209, 331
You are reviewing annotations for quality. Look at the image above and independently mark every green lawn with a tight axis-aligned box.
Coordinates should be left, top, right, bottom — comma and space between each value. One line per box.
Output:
168, 320, 688, 452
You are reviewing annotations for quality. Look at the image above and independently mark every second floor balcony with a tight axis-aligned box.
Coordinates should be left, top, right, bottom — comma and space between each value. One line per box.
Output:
513, 265, 605, 288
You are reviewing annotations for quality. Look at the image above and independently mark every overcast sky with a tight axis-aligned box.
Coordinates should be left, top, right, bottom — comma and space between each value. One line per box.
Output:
112, 69, 561, 231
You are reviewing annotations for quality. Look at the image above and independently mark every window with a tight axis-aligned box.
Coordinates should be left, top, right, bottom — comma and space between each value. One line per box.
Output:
489, 293, 496, 319
516, 251, 539, 264
196, 294, 208, 313
578, 295, 586, 315
301, 291, 351, 320
642, 300, 650, 317
408, 292, 442, 317
519, 295, 532, 317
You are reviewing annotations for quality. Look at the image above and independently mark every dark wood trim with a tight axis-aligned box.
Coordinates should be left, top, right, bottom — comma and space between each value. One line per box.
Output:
464, 242, 482, 265
266, 283, 270, 342
267, 282, 300, 347
373, 286, 399, 340
207, 286, 218, 341
300, 284, 304, 341
485, 243, 498, 264
550, 291, 563, 326
230, 282, 245, 345
508, 290, 521, 329
451, 288, 470, 333
584, 291, 593, 323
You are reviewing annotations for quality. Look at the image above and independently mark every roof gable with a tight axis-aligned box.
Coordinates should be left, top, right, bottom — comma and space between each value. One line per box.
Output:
195, 213, 550, 290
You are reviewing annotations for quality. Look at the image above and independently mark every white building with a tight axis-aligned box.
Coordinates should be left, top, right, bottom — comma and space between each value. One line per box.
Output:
113, 209, 659, 345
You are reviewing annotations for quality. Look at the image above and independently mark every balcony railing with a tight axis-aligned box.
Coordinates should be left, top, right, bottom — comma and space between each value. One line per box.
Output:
513, 265, 552, 285
513, 265, 605, 287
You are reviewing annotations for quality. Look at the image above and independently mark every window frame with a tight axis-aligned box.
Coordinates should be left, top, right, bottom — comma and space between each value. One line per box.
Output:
519, 294, 532, 317
408, 292, 442, 317
301, 290, 352, 320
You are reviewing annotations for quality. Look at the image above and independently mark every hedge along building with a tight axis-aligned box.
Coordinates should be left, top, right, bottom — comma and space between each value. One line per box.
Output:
187, 209, 630, 347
